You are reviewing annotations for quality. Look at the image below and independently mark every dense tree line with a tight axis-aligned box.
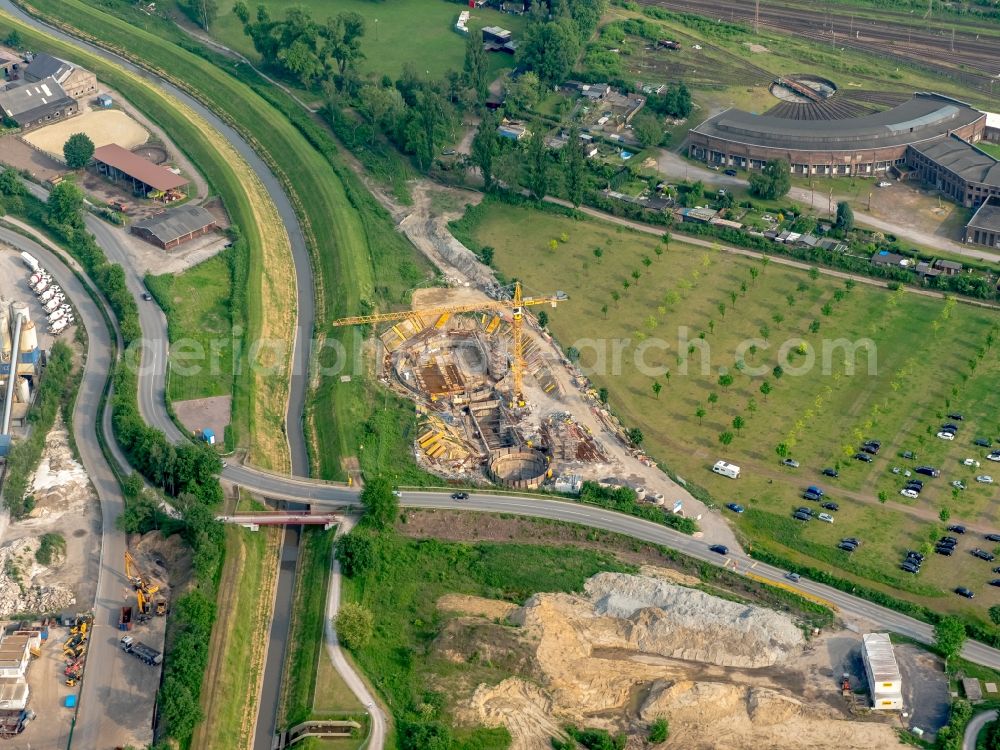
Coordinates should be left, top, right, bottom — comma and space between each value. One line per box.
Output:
646, 81, 693, 119
517, 0, 608, 84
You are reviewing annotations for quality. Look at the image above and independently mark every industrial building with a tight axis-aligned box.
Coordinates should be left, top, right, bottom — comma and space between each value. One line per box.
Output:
861, 633, 903, 710
92, 144, 188, 199
0, 299, 42, 448
965, 196, 1000, 249
0, 77, 78, 131
23, 53, 97, 101
130, 204, 217, 250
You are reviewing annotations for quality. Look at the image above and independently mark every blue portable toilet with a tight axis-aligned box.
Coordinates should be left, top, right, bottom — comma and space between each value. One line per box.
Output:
64, 695, 77, 708
202, 428, 216, 446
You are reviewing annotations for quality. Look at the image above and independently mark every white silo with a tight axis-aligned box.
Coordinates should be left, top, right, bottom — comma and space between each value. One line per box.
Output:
15, 378, 29, 404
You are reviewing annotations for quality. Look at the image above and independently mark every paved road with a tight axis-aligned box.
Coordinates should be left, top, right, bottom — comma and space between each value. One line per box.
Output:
0, 226, 160, 749
964, 709, 997, 750
656, 149, 1000, 264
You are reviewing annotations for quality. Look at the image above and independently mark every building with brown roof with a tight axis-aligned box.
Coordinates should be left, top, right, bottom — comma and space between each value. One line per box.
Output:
92, 143, 187, 198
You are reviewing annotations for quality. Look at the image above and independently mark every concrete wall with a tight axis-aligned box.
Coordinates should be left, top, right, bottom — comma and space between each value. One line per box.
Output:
488, 447, 547, 489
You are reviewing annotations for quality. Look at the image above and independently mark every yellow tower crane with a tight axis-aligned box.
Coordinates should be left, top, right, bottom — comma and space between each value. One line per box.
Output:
332, 282, 567, 404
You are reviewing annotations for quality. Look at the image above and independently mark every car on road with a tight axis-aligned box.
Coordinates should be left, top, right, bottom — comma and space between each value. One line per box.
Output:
986, 534, 1000, 543
977, 475, 994, 484
854, 452, 873, 463
725, 503, 745, 514
900, 488, 919, 499
821, 501, 839, 511
451, 492, 469, 500
955, 587, 975, 599
781, 458, 800, 468
948, 525, 967, 534
785, 572, 801, 582
937, 431, 955, 441
987, 452, 1000, 462
952, 480, 967, 490
974, 438, 993, 448
915, 466, 940, 477
709, 544, 728, 555
723, 168, 738, 176
821, 468, 839, 477
972, 548, 996, 561
818, 513, 834, 523
964, 458, 981, 467
141, 292, 153, 301
392, 489, 403, 497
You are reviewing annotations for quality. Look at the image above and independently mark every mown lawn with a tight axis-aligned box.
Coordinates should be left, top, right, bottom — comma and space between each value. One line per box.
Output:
210, 0, 527, 80
976, 142, 1000, 160
146, 255, 233, 403
464, 201, 1000, 618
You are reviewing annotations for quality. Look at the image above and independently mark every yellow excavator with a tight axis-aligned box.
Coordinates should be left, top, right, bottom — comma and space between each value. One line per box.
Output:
125, 550, 166, 618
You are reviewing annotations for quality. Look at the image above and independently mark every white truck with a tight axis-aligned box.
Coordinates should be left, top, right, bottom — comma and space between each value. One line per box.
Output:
48, 319, 69, 335
119, 635, 162, 665
712, 460, 741, 479
21, 252, 39, 272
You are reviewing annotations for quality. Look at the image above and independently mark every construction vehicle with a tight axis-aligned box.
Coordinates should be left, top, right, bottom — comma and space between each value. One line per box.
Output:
65, 678, 77, 687
155, 600, 167, 616
119, 606, 133, 632
332, 281, 567, 405
119, 635, 162, 666
125, 550, 165, 618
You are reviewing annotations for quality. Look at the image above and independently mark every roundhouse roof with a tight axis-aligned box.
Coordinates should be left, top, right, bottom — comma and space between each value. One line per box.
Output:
692, 93, 984, 152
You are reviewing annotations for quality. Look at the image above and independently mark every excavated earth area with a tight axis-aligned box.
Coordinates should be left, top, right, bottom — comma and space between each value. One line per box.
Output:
0, 418, 101, 615
445, 571, 905, 749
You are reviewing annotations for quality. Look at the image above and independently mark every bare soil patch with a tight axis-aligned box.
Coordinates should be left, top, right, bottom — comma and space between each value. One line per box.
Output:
22, 108, 149, 157
173, 395, 232, 444
437, 593, 518, 620
0, 135, 66, 182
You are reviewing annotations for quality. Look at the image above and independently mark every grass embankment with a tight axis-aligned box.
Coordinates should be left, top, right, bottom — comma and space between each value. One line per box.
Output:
3, 2, 294, 470
193, 524, 281, 750
457, 200, 1000, 618
279, 527, 336, 729
21, 0, 438, 481
208, 0, 527, 80
146, 254, 234, 403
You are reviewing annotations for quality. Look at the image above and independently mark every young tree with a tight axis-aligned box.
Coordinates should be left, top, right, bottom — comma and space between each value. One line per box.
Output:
652, 381, 662, 399
649, 717, 670, 744
0, 167, 24, 196
524, 129, 549, 199
463, 30, 489, 103
989, 605, 1000, 626
562, 125, 587, 207
335, 602, 374, 650
359, 476, 399, 531
732, 415, 745, 434
4, 30, 22, 49
718, 373, 734, 388
835, 201, 855, 233
939, 507, 950, 523
627, 427, 644, 446
632, 112, 663, 148
537, 310, 549, 328
759, 380, 772, 400
719, 431, 734, 446
47, 181, 85, 228
598, 387, 609, 403
707, 391, 719, 405
63, 132, 95, 169
695, 406, 706, 423
934, 616, 966, 669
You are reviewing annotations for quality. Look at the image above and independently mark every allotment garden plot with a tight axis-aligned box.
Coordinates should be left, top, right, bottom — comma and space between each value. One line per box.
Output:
468, 202, 1000, 616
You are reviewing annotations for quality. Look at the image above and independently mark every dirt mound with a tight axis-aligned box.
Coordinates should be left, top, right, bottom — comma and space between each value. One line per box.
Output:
466, 678, 564, 750
438, 594, 518, 620
134, 531, 193, 595
0, 536, 75, 615
584, 572, 805, 667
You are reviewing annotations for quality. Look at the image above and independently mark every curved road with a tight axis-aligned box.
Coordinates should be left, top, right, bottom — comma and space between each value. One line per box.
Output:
965, 709, 997, 750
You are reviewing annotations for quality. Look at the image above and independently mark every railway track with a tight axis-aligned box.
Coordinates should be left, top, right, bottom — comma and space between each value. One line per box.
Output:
639, 0, 1000, 93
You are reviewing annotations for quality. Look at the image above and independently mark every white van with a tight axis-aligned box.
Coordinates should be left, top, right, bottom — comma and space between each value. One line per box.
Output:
712, 460, 741, 479
21, 252, 40, 272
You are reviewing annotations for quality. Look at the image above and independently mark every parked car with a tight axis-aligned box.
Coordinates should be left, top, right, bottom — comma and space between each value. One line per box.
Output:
838, 542, 857, 551
985, 534, 1000, 543
803, 490, 822, 501
955, 587, 975, 599
900, 561, 920, 573
906, 551, 925, 562
989, 580, 1000, 588
794, 511, 812, 521
906, 479, 924, 489
392, 489, 403, 497
901, 450, 916, 460
948, 525, 967, 534
942, 423, 960, 432
725, 503, 745, 514
941, 536, 959, 545
723, 168, 737, 176
937, 431, 955, 441
818, 513, 834, 523
977, 475, 994, 484
916, 466, 940, 477
972, 548, 996, 561
821, 502, 839, 511
947, 413, 964, 421
935, 546, 954, 556
952, 480, 967, 490
821, 468, 839, 477
795, 507, 814, 516
842, 537, 861, 546
900, 488, 919, 499
862, 443, 880, 455
964, 458, 981, 467
709, 544, 729, 555
854, 452, 873, 463
987, 452, 1000, 462
974, 438, 993, 448
782, 458, 800, 468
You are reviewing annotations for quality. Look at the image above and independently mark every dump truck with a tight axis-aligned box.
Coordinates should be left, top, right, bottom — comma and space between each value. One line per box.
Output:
119, 606, 133, 632
119, 635, 162, 665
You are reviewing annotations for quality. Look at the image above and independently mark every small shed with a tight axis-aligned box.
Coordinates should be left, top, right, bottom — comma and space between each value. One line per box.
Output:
97, 93, 113, 108
130, 204, 217, 250
963, 677, 983, 702
202, 428, 216, 446
932, 258, 963, 275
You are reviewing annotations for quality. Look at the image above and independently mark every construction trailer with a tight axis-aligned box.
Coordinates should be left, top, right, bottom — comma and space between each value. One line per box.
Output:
861, 632, 903, 710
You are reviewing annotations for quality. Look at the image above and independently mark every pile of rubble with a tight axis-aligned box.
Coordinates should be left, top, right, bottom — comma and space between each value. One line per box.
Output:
0, 537, 74, 616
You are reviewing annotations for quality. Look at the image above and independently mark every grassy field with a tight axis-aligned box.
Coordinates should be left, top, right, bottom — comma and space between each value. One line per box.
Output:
0, 6, 296, 469
462, 200, 1000, 619
977, 142, 1000, 160
208, 0, 527, 80
194, 525, 281, 750
279, 527, 335, 729
342, 532, 632, 739
146, 254, 233, 403
24, 0, 439, 479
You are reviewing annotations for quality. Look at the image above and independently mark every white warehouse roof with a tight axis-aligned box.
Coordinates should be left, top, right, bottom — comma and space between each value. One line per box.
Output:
862, 633, 901, 682
986, 110, 1000, 129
